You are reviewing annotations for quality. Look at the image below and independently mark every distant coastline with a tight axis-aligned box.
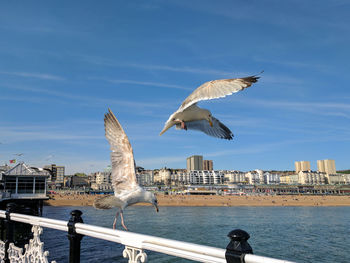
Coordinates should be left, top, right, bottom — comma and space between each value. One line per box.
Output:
44, 194, 350, 207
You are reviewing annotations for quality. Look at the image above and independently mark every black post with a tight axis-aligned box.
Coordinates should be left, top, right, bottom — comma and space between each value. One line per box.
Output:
4, 203, 16, 263
67, 210, 84, 263
225, 229, 253, 263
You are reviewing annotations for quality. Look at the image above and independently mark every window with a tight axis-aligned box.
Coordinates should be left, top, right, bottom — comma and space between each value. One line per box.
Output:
18, 177, 34, 194
35, 177, 46, 193
5, 177, 16, 193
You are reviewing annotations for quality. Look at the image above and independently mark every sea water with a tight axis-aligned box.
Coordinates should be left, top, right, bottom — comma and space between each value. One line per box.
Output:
42, 206, 350, 263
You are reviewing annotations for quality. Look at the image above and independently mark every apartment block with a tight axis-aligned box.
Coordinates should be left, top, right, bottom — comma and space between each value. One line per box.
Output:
186, 155, 203, 171
317, 159, 336, 175
203, 160, 213, 171
295, 161, 310, 173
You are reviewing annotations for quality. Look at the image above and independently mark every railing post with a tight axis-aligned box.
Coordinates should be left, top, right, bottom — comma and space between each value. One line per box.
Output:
67, 210, 84, 263
4, 203, 16, 263
225, 229, 253, 263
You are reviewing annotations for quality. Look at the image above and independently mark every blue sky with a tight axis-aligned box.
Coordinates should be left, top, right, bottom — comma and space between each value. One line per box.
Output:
1, 0, 349, 174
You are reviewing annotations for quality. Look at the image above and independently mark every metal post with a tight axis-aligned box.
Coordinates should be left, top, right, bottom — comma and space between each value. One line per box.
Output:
67, 210, 84, 263
225, 229, 253, 263
4, 203, 16, 263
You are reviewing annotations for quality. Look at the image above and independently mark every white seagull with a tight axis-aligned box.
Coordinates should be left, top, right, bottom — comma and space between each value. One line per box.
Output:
93, 109, 159, 230
159, 74, 261, 140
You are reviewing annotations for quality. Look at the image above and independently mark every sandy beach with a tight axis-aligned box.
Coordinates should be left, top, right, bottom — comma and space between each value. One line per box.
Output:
44, 194, 350, 207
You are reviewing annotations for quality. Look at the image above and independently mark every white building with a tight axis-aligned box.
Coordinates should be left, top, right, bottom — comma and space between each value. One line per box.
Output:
95, 171, 112, 185
136, 170, 154, 186
328, 174, 350, 184
188, 170, 224, 185
298, 171, 326, 185
263, 172, 281, 184
224, 170, 247, 184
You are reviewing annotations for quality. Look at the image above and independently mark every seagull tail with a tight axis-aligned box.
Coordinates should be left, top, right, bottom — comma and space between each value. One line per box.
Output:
93, 195, 120, 209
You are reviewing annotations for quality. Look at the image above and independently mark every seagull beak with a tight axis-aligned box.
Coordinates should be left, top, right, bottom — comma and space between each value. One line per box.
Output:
154, 204, 159, 213
160, 121, 175, 136
208, 117, 213, 127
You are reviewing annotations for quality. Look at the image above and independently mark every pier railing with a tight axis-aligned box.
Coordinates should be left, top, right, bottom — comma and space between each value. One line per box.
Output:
0, 205, 295, 263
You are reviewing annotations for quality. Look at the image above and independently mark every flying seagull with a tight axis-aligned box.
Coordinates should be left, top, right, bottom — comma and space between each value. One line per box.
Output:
159, 73, 261, 139
93, 109, 159, 230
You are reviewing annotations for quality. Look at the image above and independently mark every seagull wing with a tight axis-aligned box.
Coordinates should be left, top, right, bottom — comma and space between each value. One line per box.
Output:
178, 74, 260, 112
104, 109, 138, 194
178, 117, 233, 140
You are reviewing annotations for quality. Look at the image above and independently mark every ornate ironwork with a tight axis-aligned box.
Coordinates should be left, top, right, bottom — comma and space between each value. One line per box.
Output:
7, 225, 55, 263
0, 240, 5, 263
123, 246, 147, 263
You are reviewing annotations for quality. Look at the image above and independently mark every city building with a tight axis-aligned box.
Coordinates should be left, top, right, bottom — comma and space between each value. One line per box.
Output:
186, 155, 203, 171
71, 175, 89, 188
170, 169, 188, 185
245, 170, 264, 184
203, 160, 213, 171
328, 174, 350, 184
45, 164, 65, 187
295, 161, 311, 173
224, 170, 247, 184
188, 170, 224, 185
95, 171, 112, 185
317, 159, 336, 174
136, 170, 154, 186
263, 172, 281, 184
298, 171, 326, 185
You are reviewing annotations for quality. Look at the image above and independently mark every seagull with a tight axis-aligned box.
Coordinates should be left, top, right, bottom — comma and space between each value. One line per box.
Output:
159, 73, 261, 139
93, 109, 159, 230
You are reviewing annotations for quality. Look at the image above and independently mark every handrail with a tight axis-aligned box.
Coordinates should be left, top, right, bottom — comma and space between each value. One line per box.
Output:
0, 209, 295, 263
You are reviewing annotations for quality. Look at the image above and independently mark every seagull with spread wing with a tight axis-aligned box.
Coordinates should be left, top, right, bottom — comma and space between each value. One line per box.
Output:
93, 109, 159, 230
159, 74, 261, 140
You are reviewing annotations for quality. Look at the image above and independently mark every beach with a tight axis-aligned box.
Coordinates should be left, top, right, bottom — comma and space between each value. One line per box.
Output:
44, 194, 350, 207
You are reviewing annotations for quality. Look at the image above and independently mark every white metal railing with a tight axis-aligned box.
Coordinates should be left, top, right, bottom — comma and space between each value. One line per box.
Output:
0, 210, 295, 263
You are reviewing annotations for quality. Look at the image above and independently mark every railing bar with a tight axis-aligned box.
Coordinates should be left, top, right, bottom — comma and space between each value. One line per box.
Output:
143, 239, 226, 257
0, 209, 295, 263
77, 223, 227, 258
142, 243, 226, 263
77, 229, 122, 243
245, 254, 295, 263
75, 223, 121, 237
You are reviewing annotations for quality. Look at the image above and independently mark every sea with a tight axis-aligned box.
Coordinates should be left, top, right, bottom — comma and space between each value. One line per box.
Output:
41, 206, 350, 263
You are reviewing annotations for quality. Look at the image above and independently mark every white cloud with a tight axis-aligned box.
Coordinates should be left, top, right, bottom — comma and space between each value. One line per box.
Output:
0, 71, 64, 81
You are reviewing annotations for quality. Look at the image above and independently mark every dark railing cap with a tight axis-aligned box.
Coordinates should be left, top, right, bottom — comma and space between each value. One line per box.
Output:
227, 229, 250, 241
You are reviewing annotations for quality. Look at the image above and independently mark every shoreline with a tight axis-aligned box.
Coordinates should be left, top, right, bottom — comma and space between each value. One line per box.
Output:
44, 194, 350, 207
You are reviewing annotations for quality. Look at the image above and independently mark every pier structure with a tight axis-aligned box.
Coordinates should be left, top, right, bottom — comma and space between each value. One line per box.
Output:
0, 163, 49, 249
0, 206, 295, 263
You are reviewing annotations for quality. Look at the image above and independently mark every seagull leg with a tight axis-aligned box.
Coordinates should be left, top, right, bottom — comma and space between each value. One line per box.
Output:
120, 211, 128, 231
181, 121, 187, 130
113, 211, 120, 229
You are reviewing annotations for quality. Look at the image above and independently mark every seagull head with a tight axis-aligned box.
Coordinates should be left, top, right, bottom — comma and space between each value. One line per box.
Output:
145, 191, 159, 212
203, 110, 213, 127
152, 193, 159, 213
159, 112, 181, 136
